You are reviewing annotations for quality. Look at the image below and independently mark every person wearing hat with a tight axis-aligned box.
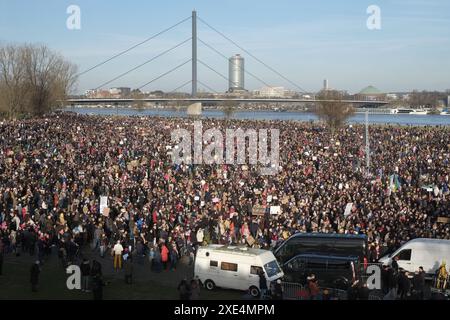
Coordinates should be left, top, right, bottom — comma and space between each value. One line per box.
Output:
30, 260, 40, 292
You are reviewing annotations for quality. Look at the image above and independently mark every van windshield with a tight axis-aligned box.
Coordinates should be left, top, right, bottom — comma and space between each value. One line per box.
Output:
264, 260, 282, 278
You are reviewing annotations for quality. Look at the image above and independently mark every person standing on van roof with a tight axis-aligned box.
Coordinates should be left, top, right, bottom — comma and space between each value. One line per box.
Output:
258, 270, 268, 300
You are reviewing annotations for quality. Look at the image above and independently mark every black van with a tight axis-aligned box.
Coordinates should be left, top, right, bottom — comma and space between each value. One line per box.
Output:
273, 233, 368, 265
282, 254, 359, 290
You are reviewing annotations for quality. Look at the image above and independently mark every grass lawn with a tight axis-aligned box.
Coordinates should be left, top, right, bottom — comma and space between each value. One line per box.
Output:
0, 251, 242, 300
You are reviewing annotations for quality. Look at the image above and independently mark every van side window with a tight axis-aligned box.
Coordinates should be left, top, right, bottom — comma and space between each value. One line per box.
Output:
210, 260, 218, 267
396, 249, 412, 261
250, 266, 263, 275
221, 262, 238, 272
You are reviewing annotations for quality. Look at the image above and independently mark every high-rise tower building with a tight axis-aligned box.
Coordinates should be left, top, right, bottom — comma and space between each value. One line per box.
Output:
228, 54, 245, 92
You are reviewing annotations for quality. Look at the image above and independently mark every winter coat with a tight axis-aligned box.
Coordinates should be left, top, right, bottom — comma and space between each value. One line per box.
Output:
161, 245, 169, 262
30, 264, 40, 284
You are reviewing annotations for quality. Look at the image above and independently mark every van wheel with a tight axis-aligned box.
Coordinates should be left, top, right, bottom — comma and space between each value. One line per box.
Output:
249, 286, 260, 297
204, 280, 215, 290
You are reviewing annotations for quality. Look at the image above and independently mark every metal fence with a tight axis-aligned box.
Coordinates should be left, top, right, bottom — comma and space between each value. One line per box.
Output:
280, 282, 348, 300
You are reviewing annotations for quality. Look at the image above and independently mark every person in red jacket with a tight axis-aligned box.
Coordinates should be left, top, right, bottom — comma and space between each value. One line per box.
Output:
160, 243, 169, 271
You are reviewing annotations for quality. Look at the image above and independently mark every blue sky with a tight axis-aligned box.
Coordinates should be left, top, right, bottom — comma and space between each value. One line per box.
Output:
1, 0, 449, 94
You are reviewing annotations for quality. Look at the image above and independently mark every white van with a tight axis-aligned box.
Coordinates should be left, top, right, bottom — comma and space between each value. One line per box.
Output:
194, 244, 284, 297
379, 238, 450, 276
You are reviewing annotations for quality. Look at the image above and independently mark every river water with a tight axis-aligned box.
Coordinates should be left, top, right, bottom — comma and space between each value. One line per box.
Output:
66, 107, 450, 126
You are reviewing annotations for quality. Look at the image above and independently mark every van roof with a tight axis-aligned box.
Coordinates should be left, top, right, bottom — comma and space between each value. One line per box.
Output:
198, 245, 270, 257
286, 232, 367, 240
286, 253, 359, 264
407, 238, 450, 246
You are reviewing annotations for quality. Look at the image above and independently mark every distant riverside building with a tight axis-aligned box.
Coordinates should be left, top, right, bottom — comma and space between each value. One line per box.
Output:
356, 85, 386, 101
228, 54, 245, 92
85, 89, 111, 99
253, 86, 297, 98
323, 79, 329, 91
109, 87, 131, 98
85, 87, 131, 98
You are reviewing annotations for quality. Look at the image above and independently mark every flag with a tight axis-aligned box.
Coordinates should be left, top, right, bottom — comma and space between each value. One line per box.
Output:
389, 174, 401, 192
394, 174, 401, 191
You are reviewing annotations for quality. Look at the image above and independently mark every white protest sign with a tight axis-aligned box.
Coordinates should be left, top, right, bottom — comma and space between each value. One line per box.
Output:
270, 206, 281, 215
100, 196, 108, 215
344, 203, 353, 216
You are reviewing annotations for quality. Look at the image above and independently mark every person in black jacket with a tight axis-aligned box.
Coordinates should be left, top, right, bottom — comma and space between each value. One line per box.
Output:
92, 274, 105, 300
30, 261, 40, 292
358, 282, 370, 300
412, 267, 425, 300
258, 270, 268, 299
80, 259, 91, 292
397, 270, 411, 300
392, 256, 399, 274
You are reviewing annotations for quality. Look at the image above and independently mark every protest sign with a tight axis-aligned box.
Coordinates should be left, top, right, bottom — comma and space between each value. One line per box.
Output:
270, 206, 281, 215
344, 203, 353, 216
252, 205, 266, 216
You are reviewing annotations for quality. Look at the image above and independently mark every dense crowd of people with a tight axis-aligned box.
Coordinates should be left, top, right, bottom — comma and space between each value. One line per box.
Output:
0, 112, 448, 296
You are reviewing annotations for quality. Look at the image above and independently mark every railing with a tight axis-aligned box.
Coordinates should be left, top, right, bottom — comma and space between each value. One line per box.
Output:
280, 282, 348, 300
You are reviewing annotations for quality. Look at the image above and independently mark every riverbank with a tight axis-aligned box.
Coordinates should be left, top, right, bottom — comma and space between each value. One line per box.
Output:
63, 107, 450, 126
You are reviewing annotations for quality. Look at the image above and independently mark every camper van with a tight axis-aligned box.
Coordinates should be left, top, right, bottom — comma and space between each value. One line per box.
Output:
194, 245, 284, 297
378, 238, 450, 276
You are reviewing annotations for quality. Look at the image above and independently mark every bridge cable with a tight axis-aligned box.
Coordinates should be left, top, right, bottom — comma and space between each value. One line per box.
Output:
168, 80, 192, 93
137, 59, 191, 90
197, 16, 308, 93
94, 38, 191, 90
197, 80, 219, 94
197, 59, 232, 85
76, 16, 191, 77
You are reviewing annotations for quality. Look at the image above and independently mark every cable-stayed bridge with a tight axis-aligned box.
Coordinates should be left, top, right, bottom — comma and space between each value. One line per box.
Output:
69, 11, 388, 106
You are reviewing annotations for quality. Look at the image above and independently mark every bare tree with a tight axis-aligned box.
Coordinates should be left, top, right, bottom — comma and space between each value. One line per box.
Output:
408, 90, 444, 109
131, 89, 145, 111
223, 99, 237, 119
314, 90, 354, 132
0, 44, 77, 118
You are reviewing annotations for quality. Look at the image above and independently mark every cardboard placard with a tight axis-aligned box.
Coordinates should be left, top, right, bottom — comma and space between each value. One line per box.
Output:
252, 205, 266, 216
246, 235, 255, 246
437, 217, 450, 224
102, 207, 110, 217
